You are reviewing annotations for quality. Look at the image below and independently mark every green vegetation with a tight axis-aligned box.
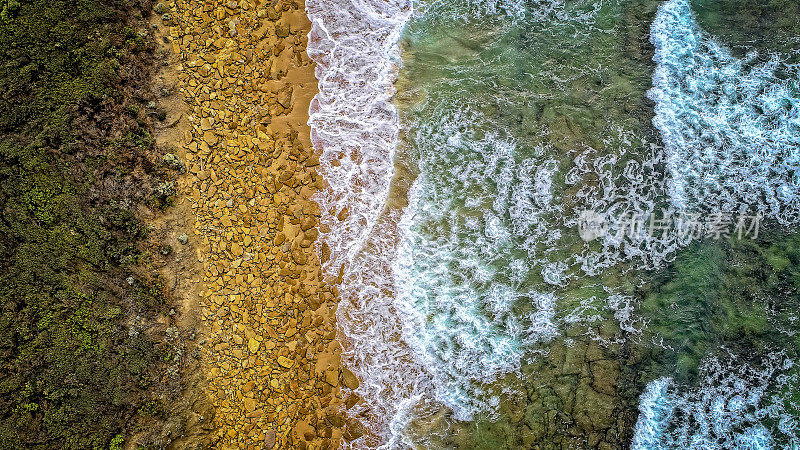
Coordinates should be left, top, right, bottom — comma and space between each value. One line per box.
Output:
0, 0, 179, 447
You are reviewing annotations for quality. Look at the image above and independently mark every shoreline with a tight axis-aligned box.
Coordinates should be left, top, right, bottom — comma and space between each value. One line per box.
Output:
166, 0, 346, 447
304, 0, 413, 444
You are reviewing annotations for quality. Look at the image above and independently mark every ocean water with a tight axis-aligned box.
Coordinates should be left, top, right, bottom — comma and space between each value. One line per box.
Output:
631, 1, 800, 448
632, 350, 800, 449
306, 0, 800, 447
649, 0, 800, 223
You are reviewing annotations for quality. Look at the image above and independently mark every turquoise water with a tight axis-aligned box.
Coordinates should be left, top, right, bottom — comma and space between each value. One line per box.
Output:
395, 0, 650, 422
307, 0, 800, 447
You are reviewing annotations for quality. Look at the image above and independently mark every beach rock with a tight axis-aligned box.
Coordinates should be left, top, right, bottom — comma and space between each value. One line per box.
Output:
275, 22, 290, 38
300, 216, 315, 231
277, 85, 293, 108
343, 418, 365, 442
325, 370, 339, 387
326, 411, 344, 428
248, 338, 260, 353
303, 228, 319, 242
341, 367, 359, 390
589, 359, 619, 396
170, 0, 341, 446
265, 6, 280, 21
277, 355, 294, 368
264, 429, 276, 448
243, 397, 256, 412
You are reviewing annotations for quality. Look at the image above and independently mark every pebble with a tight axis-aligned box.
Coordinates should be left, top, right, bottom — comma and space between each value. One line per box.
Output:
167, 0, 350, 446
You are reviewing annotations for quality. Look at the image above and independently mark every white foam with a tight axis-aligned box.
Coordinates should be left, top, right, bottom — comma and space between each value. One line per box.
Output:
306, 0, 416, 446
303, 0, 595, 442
630, 3, 800, 444
392, 104, 592, 420
332, 213, 431, 448
306, 0, 412, 271
632, 350, 799, 449
649, 0, 800, 224
414, 0, 601, 27
301, 0, 775, 445
566, 129, 676, 274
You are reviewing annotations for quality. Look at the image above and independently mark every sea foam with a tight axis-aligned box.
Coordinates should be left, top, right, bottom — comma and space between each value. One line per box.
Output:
305, 0, 658, 444
649, 0, 800, 223
306, 0, 411, 270
306, 0, 416, 446
632, 350, 799, 449
394, 105, 563, 420
305, 0, 795, 445
630, 0, 800, 446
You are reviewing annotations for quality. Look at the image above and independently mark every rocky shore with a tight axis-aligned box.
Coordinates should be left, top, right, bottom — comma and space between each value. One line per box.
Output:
163, 0, 349, 447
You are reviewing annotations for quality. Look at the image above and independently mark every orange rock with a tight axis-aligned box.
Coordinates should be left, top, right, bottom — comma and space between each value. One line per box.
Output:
172, 0, 342, 445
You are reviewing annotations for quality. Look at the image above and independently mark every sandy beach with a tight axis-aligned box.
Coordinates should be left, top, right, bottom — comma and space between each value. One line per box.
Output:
165, 0, 349, 447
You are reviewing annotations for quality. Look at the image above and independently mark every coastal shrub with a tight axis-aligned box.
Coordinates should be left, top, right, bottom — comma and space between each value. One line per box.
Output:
0, 0, 176, 447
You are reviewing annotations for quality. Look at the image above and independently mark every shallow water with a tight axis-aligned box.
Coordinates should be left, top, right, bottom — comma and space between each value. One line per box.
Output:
306, 0, 800, 447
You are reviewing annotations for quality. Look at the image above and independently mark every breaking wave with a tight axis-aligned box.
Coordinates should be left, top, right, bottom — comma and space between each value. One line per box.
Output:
394, 105, 562, 420
306, 0, 411, 270
308, 0, 800, 446
649, 0, 800, 223
306, 0, 655, 445
633, 350, 799, 449
631, 1, 800, 447
306, 0, 416, 446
